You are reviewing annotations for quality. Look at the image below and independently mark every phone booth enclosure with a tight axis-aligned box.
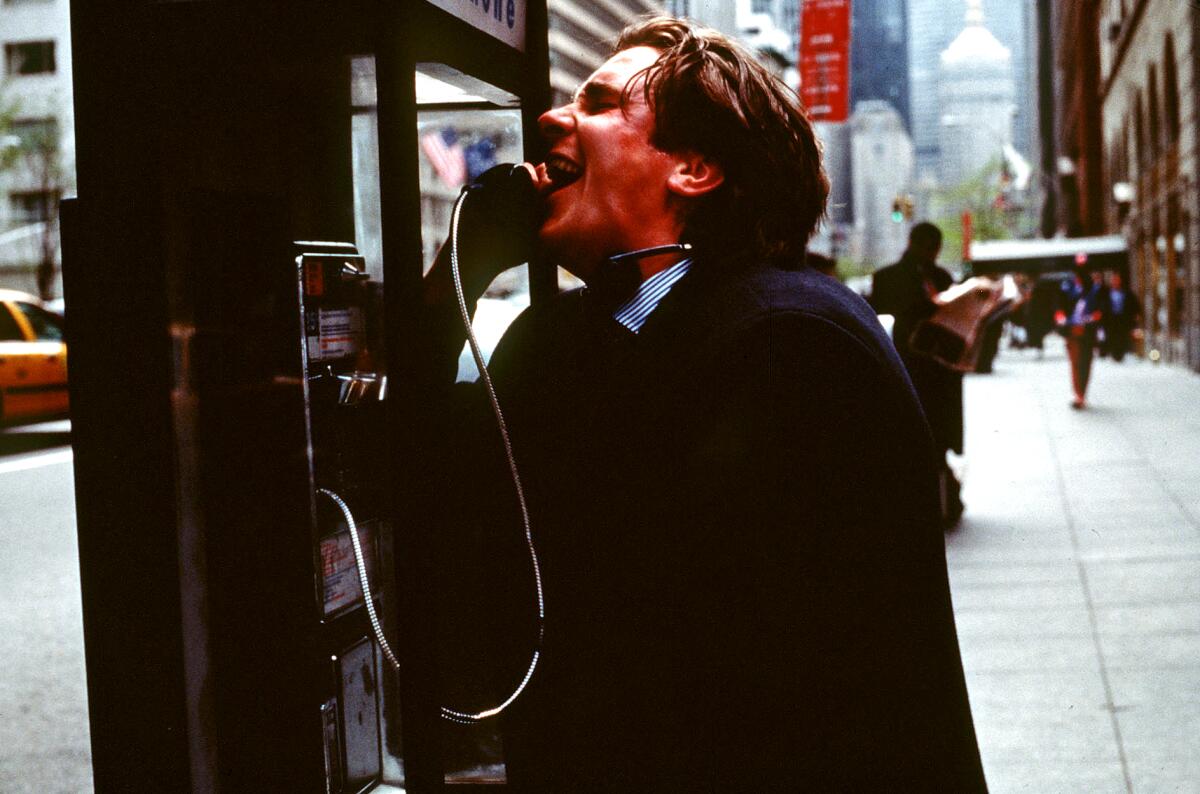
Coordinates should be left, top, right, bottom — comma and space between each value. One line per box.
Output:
63, 2, 549, 791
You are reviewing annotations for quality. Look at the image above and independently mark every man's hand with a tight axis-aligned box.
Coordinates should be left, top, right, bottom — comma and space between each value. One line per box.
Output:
424, 163, 543, 308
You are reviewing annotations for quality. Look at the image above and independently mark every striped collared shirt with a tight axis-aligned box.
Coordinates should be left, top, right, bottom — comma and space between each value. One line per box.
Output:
612, 257, 693, 333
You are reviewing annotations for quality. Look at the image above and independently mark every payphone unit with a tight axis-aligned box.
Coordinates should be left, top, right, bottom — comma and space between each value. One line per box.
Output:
64, 1, 551, 791
299, 242, 391, 791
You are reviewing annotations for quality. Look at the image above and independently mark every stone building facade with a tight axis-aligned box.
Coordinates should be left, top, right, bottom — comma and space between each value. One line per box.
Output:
850, 100, 914, 268
1096, 0, 1198, 370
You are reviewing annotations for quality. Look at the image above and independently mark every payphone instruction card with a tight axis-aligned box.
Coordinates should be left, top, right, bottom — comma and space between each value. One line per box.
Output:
320, 520, 378, 617
306, 306, 365, 363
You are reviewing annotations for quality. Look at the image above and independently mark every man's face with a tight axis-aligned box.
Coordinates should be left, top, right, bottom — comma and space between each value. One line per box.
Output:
534, 46, 686, 279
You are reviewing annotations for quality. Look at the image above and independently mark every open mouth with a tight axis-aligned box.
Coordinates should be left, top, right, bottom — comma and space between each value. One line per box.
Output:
544, 154, 582, 192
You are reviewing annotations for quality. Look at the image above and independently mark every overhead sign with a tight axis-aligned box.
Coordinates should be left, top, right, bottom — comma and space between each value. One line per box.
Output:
800, 0, 851, 122
425, 0, 526, 52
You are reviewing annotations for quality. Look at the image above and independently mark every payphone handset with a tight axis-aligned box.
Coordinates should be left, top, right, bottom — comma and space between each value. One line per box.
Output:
453, 162, 542, 280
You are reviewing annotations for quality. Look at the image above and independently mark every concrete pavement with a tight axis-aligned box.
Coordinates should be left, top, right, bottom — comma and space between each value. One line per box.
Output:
0, 423, 91, 794
948, 336, 1200, 793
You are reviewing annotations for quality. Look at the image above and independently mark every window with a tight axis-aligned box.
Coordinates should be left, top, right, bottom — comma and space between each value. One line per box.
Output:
1148, 64, 1160, 156
1164, 35, 1180, 145
0, 305, 22, 341
9, 190, 59, 223
1134, 92, 1144, 168
5, 41, 55, 76
8, 118, 58, 149
15, 302, 62, 341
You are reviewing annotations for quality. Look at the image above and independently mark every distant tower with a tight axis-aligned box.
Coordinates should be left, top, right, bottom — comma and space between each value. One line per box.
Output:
937, 0, 1015, 185
971, 0, 1037, 181
851, 0, 911, 132
909, 0, 1032, 184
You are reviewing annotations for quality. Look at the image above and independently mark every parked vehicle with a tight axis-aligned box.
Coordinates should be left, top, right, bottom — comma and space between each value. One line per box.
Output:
0, 289, 68, 425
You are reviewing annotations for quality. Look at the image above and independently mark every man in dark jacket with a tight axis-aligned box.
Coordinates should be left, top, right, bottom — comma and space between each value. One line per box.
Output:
1098, 270, 1142, 361
871, 223, 965, 526
423, 17, 985, 791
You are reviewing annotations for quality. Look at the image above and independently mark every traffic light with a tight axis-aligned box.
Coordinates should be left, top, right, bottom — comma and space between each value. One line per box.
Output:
891, 197, 904, 223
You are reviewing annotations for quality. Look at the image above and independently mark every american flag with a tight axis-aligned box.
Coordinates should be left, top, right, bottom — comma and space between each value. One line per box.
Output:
420, 128, 467, 188
464, 135, 498, 181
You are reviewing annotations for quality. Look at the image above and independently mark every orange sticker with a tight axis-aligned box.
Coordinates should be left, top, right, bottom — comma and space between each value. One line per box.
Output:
305, 260, 325, 297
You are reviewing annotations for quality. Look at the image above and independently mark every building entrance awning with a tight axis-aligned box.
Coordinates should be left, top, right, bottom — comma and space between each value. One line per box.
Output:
966, 235, 1128, 276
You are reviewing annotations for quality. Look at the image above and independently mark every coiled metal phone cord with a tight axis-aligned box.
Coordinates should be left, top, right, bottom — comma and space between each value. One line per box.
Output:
318, 185, 545, 724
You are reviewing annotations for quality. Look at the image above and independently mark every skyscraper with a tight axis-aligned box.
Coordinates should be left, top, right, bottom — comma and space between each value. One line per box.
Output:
851, 0, 911, 131
909, 0, 964, 179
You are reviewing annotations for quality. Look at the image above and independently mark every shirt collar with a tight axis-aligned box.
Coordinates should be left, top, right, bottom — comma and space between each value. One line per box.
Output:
612, 257, 693, 333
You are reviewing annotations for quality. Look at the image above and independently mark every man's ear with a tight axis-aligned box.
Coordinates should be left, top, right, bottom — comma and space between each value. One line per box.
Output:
666, 152, 724, 198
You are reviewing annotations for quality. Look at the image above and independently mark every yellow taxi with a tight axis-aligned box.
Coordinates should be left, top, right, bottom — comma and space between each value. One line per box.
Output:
0, 289, 69, 425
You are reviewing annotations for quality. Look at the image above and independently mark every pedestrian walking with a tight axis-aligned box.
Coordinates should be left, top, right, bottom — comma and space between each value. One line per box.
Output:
1055, 267, 1105, 409
1098, 271, 1142, 362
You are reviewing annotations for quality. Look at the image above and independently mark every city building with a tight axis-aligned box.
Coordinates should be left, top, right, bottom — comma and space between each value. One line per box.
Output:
908, 0, 959, 180
1045, 0, 1104, 237
909, 0, 1035, 186
1095, 0, 1198, 370
666, 0, 738, 37
993, 0, 1039, 190
548, 0, 664, 106
0, 0, 74, 298
851, 0, 910, 133
937, 0, 1015, 187
850, 100, 914, 267
809, 120, 853, 263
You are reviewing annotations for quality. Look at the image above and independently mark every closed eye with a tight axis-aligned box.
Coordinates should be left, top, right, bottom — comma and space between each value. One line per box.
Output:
575, 81, 623, 113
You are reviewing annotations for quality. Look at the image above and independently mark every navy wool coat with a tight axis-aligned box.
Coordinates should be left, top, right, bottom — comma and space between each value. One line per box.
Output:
426, 258, 987, 792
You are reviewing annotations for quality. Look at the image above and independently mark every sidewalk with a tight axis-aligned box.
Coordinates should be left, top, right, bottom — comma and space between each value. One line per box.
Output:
947, 337, 1200, 793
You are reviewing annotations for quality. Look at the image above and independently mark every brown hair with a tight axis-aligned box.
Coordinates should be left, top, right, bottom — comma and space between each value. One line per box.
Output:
615, 16, 829, 266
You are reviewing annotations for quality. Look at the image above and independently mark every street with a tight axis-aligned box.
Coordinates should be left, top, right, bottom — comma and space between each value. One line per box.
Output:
2, 340, 1199, 792
0, 420, 92, 794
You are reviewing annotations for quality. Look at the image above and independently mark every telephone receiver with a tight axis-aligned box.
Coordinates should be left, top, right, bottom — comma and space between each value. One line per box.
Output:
455, 162, 543, 271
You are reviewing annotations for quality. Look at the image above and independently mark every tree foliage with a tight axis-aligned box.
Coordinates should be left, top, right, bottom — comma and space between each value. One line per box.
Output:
0, 84, 67, 299
930, 157, 1018, 263
0, 88, 22, 172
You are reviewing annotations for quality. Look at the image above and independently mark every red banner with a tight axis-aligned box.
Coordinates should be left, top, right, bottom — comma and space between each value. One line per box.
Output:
800, 0, 851, 122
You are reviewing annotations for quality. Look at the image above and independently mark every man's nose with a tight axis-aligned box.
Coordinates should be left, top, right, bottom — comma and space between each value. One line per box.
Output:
538, 104, 574, 141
